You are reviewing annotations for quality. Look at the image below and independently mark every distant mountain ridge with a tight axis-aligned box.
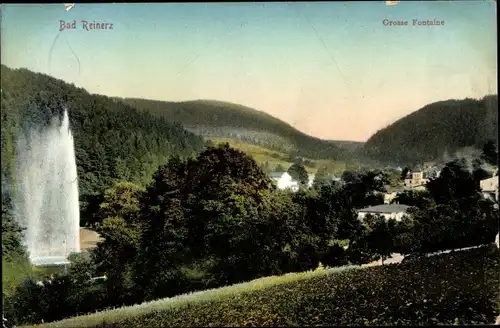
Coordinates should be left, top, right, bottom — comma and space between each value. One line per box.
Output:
362, 95, 498, 165
119, 98, 363, 160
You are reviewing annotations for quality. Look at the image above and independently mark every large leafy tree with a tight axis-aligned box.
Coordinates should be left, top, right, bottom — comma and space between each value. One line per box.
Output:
288, 161, 309, 186
133, 155, 189, 301
426, 159, 479, 205
392, 215, 417, 255
409, 202, 463, 253
391, 189, 433, 208
183, 144, 274, 281
134, 144, 277, 298
91, 181, 145, 304
97, 181, 145, 224
312, 165, 332, 190
341, 169, 388, 209
481, 139, 498, 166
94, 217, 141, 303
362, 214, 397, 264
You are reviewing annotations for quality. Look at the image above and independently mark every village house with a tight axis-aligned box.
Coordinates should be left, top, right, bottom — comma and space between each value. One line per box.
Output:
270, 172, 299, 192
422, 161, 436, 171
307, 174, 315, 188
480, 175, 499, 201
383, 191, 398, 204
404, 164, 436, 190
357, 204, 411, 222
331, 175, 342, 184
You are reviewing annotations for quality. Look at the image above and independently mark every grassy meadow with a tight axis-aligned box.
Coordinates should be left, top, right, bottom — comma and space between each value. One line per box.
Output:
208, 137, 348, 174
24, 245, 500, 327
3, 258, 64, 301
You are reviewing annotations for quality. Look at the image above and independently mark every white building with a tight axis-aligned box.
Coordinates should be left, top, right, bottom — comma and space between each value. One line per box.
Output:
480, 176, 499, 201
357, 204, 411, 222
307, 174, 315, 188
383, 192, 398, 204
270, 172, 299, 192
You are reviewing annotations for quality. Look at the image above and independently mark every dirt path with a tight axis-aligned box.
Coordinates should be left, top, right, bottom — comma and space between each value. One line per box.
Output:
79, 228, 102, 251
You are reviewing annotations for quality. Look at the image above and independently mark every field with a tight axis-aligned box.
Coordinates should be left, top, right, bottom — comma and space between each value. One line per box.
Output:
209, 137, 348, 174
2, 258, 64, 301
2, 228, 100, 301
26, 245, 500, 327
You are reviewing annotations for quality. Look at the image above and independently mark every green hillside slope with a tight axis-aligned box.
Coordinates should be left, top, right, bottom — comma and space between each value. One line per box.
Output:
119, 98, 357, 160
0, 65, 205, 198
362, 95, 498, 165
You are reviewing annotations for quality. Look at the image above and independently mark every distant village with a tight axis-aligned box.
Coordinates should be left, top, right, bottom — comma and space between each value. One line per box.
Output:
269, 161, 499, 223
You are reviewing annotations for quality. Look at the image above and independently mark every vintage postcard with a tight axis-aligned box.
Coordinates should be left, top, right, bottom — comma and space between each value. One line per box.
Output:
1, 2, 498, 327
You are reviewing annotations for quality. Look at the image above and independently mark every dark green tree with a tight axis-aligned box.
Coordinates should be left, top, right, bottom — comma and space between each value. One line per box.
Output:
481, 139, 498, 166
426, 159, 480, 205
407, 194, 497, 254
400, 167, 410, 180
393, 215, 417, 255
93, 216, 141, 305
288, 162, 309, 186
133, 155, 189, 301
341, 170, 387, 209
134, 144, 276, 298
472, 158, 493, 186
91, 181, 145, 304
312, 165, 331, 189
362, 214, 397, 264
2, 196, 26, 260
391, 189, 433, 208
97, 181, 145, 224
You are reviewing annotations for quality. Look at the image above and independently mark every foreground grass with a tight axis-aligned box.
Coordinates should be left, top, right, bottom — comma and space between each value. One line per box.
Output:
26, 245, 500, 327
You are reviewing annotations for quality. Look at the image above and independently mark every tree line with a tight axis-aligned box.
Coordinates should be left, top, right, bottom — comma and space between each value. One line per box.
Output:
2, 143, 498, 326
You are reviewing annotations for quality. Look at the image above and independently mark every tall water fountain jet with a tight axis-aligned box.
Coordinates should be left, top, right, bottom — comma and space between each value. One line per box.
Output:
14, 109, 80, 266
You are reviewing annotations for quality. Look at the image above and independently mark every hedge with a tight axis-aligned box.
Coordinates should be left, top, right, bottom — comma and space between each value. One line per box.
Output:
26, 245, 500, 327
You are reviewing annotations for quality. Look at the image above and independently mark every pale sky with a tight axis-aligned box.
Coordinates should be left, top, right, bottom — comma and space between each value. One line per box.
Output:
1, 2, 497, 141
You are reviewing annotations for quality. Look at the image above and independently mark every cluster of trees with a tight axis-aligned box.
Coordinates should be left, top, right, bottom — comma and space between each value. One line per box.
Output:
3, 143, 497, 326
1, 65, 205, 201
481, 139, 498, 167
363, 95, 498, 164
393, 159, 497, 253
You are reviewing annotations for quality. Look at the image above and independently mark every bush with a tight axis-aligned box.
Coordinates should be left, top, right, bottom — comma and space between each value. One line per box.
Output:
28, 245, 500, 327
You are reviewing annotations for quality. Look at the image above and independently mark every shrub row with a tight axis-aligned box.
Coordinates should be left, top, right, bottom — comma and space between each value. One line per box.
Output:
28, 245, 500, 327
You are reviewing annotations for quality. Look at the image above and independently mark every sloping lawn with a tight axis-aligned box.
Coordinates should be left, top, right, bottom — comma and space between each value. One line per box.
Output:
26, 245, 500, 327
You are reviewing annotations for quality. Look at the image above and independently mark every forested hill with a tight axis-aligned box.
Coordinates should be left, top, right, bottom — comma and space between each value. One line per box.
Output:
119, 98, 354, 160
0, 65, 205, 198
362, 95, 498, 165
